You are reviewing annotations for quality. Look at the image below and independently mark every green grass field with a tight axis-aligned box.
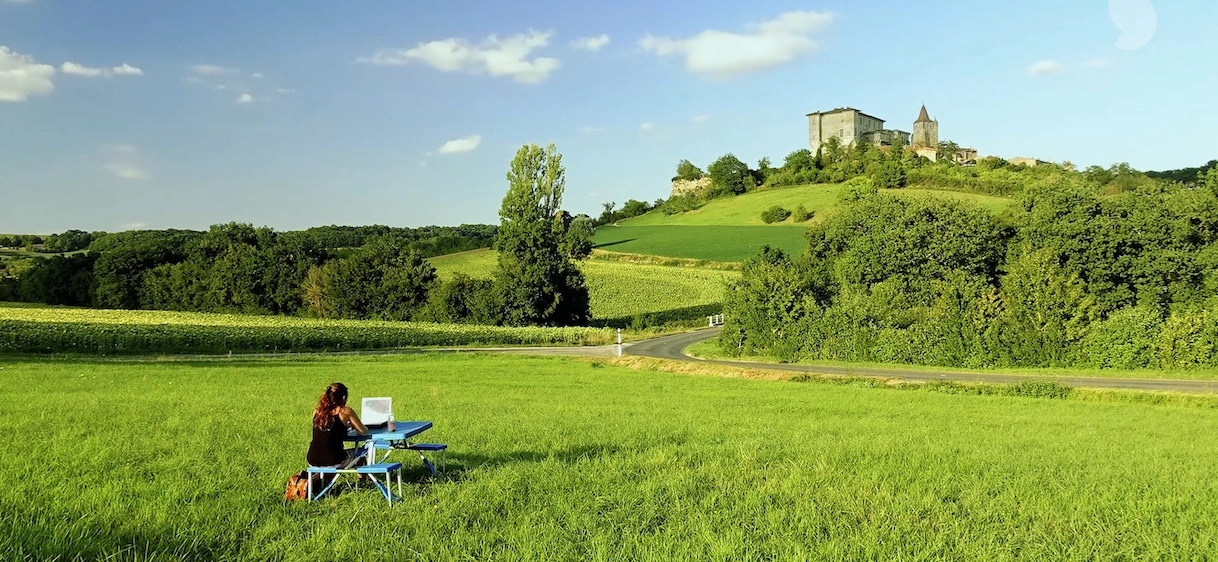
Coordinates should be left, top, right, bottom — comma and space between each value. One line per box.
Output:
591, 226, 809, 262
587, 184, 1012, 262
623, 184, 1014, 227
4, 353, 1217, 560
430, 250, 737, 324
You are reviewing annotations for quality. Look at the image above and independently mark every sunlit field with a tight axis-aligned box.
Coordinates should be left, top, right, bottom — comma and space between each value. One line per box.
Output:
3, 353, 1217, 561
0, 303, 612, 355
430, 250, 737, 325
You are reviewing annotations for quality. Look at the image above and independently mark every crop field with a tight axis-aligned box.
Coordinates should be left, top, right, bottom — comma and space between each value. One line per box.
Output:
591, 225, 809, 262
0, 303, 613, 355
4, 353, 1218, 560
623, 184, 1014, 227
430, 250, 737, 324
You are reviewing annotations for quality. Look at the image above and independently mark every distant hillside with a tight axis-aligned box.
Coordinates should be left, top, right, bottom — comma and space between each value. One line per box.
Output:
622, 183, 1014, 227
429, 249, 737, 327
587, 183, 1015, 262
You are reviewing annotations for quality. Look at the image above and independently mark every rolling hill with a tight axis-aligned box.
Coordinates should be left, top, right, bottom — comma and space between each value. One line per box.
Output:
429, 250, 738, 326
591, 183, 1015, 261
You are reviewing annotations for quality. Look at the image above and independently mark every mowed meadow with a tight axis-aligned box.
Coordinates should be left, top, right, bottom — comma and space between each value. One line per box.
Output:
3, 353, 1218, 561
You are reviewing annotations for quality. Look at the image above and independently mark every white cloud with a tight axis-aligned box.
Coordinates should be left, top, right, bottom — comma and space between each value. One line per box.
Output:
236, 93, 253, 103
110, 63, 143, 76
1086, 58, 1112, 68
571, 34, 610, 52
639, 122, 655, 132
106, 144, 138, 154
120, 222, 148, 230
437, 135, 481, 154
580, 126, 603, 134
1028, 60, 1066, 76
251, 72, 264, 78
276, 88, 296, 94
62, 61, 144, 78
61, 62, 105, 77
640, 11, 833, 79
105, 162, 149, 180
357, 30, 560, 84
0, 46, 56, 102
192, 64, 238, 76
692, 115, 710, 125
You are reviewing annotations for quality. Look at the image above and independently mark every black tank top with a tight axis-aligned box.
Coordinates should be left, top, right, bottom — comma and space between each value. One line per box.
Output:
307, 415, 347, 467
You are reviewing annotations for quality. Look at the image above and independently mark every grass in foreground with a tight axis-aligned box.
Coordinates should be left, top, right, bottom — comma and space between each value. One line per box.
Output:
430, 250, 738, 324
687, 340, 1218, 381
3, 353, 1217, 560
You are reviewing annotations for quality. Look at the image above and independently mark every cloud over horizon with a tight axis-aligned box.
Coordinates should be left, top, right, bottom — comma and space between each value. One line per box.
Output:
357, 30, 560, 84
437, 134, 482, 154
191, 64, 239, 77
61, 62, 144, 78
571, 35, 611, 52
1028, 60, 1067, 75
0, 46, 55, 102
640, 11, 833, 79
104, 162, 149, 180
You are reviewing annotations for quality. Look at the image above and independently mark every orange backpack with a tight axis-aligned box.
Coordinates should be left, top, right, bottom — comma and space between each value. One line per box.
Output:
284, 470, 310, 501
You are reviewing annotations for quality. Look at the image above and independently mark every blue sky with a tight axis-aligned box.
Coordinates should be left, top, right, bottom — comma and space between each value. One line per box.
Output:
1, 0, 1214, 233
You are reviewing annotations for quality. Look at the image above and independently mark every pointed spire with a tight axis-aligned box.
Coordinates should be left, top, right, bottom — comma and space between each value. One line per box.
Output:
915, 105, 932, 124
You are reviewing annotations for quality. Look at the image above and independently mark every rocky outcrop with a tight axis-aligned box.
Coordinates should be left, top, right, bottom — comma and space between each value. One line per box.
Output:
670, 177, 710, 198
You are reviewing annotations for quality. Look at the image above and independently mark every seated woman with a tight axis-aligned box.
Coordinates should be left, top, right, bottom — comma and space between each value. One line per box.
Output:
307, 382, 369, 475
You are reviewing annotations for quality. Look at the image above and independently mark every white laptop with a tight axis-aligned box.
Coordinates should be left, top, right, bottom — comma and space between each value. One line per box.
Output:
361, 396, 393, 427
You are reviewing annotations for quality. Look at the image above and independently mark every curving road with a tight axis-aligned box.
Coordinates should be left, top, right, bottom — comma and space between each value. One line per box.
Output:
93, 327, 1218, 393
623, 327, 1218, 394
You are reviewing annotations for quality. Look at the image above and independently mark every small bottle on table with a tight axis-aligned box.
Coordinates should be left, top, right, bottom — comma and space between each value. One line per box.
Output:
388, 410, 395, 432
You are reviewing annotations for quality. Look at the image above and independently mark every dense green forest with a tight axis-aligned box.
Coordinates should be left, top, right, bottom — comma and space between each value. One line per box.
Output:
721, 165, 1218, 370
0, 224, 498, 317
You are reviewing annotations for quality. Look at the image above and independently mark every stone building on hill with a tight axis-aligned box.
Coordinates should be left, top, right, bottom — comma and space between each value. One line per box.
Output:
808, 104, 977, 164
911, 105, 939, 161
806, 108, 910, 154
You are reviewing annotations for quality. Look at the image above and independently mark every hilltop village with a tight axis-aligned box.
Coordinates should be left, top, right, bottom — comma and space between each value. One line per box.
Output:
807, 105, 1045, 167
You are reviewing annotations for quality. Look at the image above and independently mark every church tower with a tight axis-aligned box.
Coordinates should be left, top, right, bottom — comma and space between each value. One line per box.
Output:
912, 105, 939, 149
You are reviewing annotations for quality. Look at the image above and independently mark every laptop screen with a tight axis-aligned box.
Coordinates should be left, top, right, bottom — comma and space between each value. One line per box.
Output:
361, 397, 393, 426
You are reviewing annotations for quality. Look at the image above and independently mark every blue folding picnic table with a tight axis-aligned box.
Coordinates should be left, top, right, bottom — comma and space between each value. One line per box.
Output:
345, 421, 436, 468
310, 421, 442, 504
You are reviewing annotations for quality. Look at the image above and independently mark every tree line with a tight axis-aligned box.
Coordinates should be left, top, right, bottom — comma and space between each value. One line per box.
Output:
1, 205, 586, 325
721, 168, 1218, 369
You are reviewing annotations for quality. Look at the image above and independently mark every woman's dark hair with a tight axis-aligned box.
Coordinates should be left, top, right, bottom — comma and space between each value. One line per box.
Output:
313, 382, 348, 429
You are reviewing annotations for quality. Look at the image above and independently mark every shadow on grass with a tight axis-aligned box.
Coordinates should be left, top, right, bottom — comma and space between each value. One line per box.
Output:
591, 239, 637, 249
591, 303, 724, 329
423, 443, 622, 484
0, 506, 230, 561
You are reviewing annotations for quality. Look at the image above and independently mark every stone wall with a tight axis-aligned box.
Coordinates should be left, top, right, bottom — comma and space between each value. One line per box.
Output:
671, 177, 711, 198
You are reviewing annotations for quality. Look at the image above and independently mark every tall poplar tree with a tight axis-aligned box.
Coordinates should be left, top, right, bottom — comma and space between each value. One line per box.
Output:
492, 143, 591, 326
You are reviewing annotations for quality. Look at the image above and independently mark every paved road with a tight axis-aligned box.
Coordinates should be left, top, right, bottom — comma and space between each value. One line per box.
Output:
623, 327, 1218, 394
92, 327, 1218, 393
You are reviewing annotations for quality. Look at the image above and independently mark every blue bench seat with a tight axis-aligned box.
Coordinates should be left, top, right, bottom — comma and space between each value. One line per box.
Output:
406, 443, 447, 474
306, 462, 404, 503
